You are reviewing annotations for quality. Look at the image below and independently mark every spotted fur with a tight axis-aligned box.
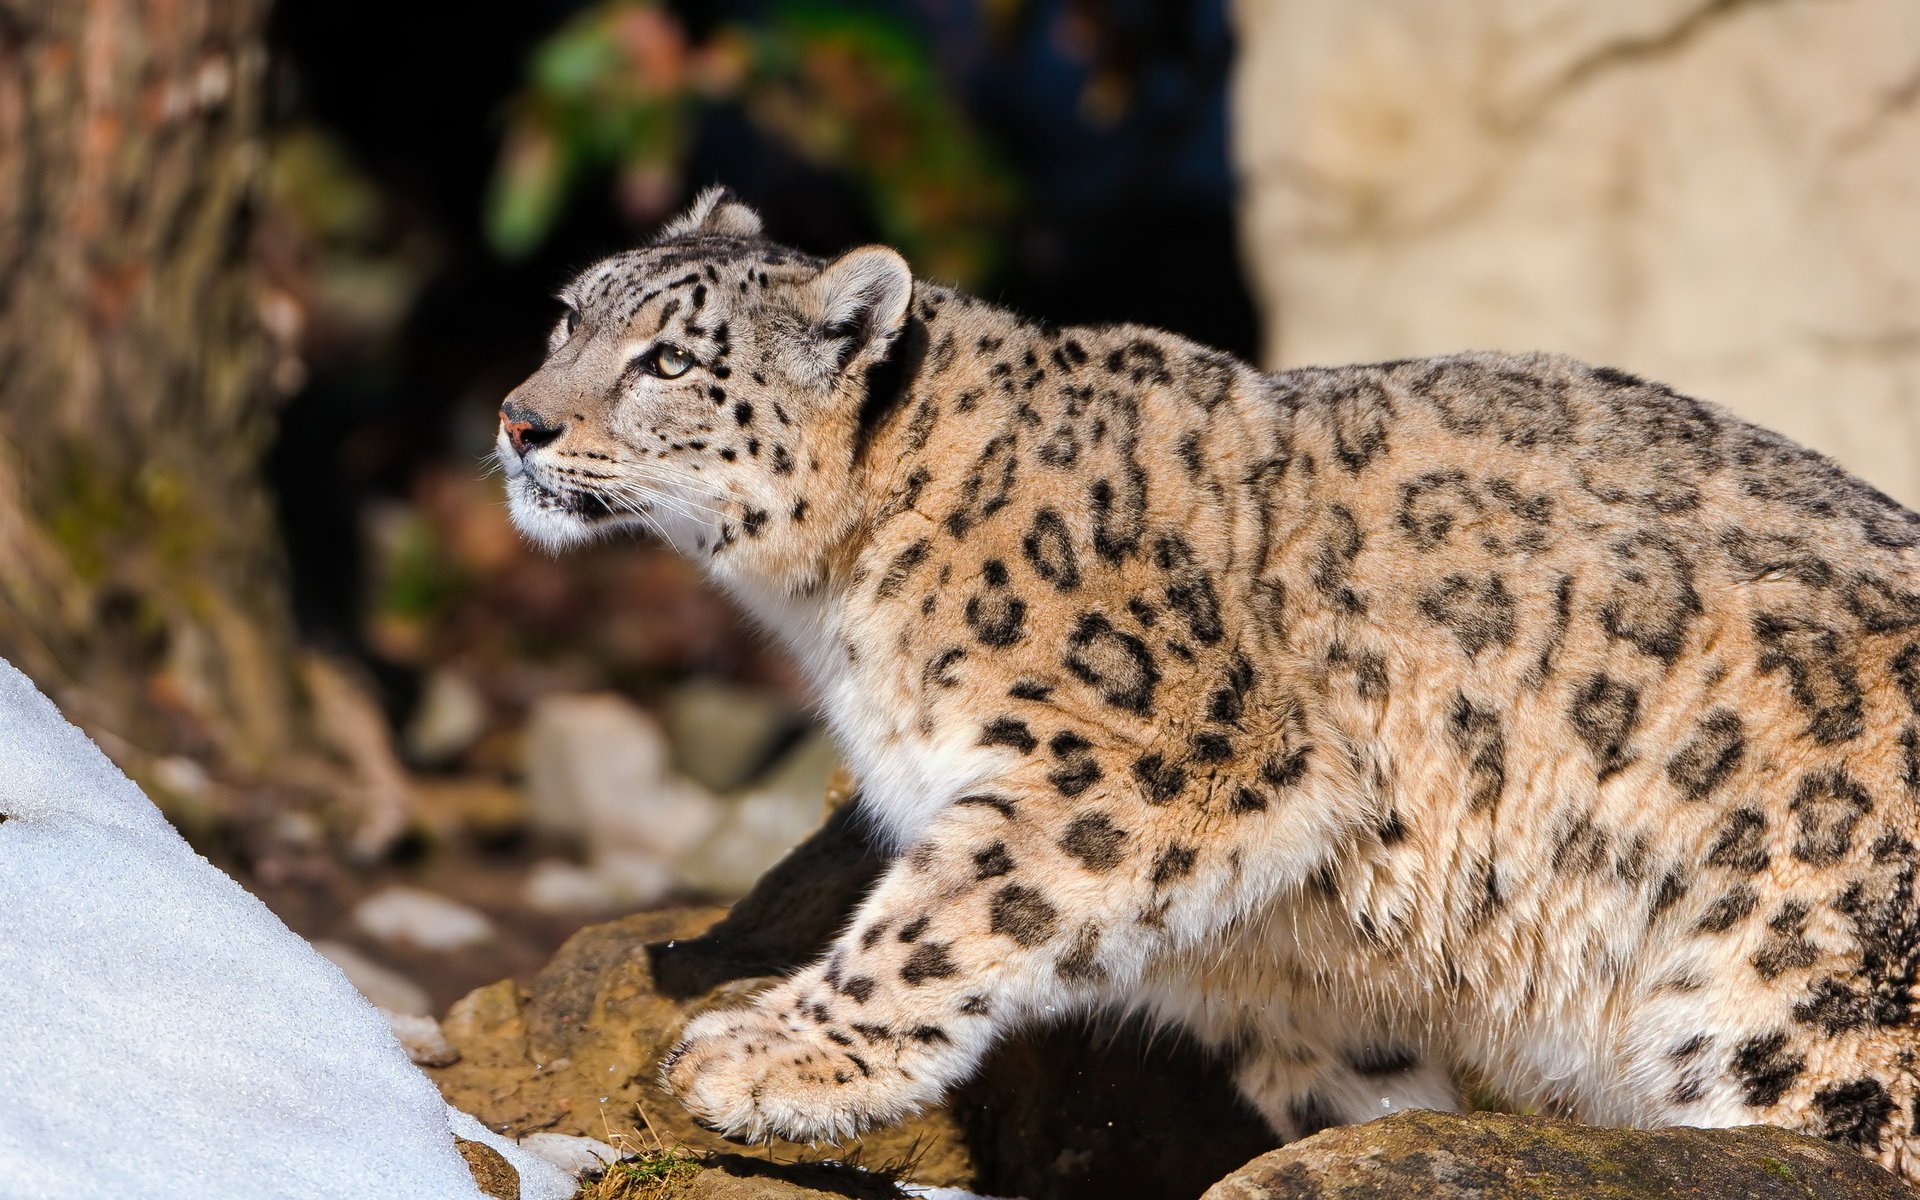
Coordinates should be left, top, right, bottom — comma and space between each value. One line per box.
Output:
499, 188, 1920, 1177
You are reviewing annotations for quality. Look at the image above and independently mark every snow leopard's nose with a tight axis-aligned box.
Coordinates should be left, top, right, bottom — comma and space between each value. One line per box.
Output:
499, 399, 564, 456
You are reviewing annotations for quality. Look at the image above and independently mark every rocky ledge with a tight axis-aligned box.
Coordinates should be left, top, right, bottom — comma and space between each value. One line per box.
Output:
1207, 1109, 1916, 1199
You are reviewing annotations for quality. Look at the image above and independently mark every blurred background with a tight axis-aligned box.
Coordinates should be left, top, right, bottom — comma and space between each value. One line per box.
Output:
0, 0, 1913, 1014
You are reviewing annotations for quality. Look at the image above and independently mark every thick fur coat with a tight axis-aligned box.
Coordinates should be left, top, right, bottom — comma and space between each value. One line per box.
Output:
497, 189, 1920, 1179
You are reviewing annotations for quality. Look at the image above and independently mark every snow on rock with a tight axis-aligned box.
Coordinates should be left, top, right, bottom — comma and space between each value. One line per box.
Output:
0, 659, 489, 1200
446, 1109, 576, 1200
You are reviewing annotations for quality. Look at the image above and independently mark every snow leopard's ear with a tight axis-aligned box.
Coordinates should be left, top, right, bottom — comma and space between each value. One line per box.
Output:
659, 185, 763, 240
804, 245, 912, 374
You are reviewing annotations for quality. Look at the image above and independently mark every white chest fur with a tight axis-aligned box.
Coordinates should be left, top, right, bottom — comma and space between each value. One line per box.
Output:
722, 577, 995, 849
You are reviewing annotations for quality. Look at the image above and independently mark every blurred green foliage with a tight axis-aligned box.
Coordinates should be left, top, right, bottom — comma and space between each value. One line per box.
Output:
486, 0, 1015, 284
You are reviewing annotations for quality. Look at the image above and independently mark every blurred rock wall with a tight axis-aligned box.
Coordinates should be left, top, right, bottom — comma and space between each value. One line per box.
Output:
1231, 0, 1920, 503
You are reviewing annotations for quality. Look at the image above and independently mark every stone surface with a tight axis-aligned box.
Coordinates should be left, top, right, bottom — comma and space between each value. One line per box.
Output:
384, 1010, 461, 1068
1203, 1109, 1918, 1199
405, 667, 490, 766
455, 1136, 520, 1200
659, 680, 804, 793
518, 1131, 619, 1175
1231, 0, 1920, 504
428, 804, 971, 1187
676, 731, 840, 898
427, 804, 1276, 1200
523, 853, 676, 915
524, 691, 722, 860
351, 884, 496, 952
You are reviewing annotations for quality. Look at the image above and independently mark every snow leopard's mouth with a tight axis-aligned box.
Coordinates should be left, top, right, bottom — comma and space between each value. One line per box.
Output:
510, 470, 629, 526
505, 471, 656, 552
521, 474, 619, 522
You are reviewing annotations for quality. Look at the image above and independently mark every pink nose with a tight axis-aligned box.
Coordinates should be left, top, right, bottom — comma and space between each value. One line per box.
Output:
499, 402, 561, 456
501, 416, 535, 455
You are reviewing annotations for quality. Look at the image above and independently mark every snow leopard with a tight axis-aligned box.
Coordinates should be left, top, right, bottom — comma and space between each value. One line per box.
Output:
496, 187, 1920, 1180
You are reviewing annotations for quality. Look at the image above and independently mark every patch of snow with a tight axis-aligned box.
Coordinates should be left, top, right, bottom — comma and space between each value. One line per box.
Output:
353, 885, 496, 952
0, 659, 485, 1199
446, 1108, 577, 1200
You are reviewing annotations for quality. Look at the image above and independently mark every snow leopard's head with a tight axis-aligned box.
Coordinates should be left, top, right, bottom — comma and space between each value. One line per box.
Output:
497, 187, 913, 580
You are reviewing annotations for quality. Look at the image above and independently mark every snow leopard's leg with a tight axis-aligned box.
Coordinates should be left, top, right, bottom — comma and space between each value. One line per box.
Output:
663, 752, 1353, 1143
1227, 1019, 1463, 1140
1136, 967, 1462, 1142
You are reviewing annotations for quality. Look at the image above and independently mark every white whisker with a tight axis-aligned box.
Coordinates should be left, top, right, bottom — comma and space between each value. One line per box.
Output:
610, 454, 737, 503
607, 471, 733, 521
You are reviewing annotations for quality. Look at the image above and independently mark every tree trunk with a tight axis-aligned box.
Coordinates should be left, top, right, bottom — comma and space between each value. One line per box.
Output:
1231, 0, 1920, 504
0, 0, 404, 849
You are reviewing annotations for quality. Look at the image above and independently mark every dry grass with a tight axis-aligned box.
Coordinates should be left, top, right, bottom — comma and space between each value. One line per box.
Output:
573, 1147, 706, 1200
567, 1100, 706, 1199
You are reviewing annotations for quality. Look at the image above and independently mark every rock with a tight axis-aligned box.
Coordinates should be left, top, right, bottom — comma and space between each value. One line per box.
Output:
677, 731, 840, 898
524, 692, 722, 860
1230, 0, 1920, 505
405, 667, 489, 766
523, 855, 674, 915
449, 1106, 583, 1200
150, 755, 212, 800
312, 939, 431, 1016
518, 1131, 618, 1175
1202, 1109, 1918, 1199
428, 803, 969, 1185
660, 680, 804, 792
428, 803, 1276, 1200
384, 1010, 461, 1067
351, 885, 495, 952
455, 1137, 519, 1200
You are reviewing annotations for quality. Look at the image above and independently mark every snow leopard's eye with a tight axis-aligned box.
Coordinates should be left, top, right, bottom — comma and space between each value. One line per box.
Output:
550, 303, 582, 350
640, 343, 695, 379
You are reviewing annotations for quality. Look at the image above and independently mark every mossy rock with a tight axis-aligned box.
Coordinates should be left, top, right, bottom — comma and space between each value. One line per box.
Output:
1203, 1109, 1918, 1199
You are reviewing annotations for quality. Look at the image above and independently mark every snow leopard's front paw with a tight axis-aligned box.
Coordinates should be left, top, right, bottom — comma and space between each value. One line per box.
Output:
663, 1003, 916, 1144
